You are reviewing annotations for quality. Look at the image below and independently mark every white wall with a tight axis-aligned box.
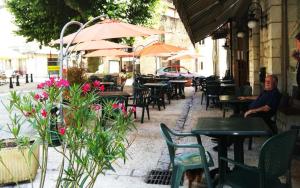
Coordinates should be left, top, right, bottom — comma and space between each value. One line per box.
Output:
198, 37, 214, 76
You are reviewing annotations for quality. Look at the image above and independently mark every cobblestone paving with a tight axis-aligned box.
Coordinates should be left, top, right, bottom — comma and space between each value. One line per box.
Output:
1, 86, 299, 188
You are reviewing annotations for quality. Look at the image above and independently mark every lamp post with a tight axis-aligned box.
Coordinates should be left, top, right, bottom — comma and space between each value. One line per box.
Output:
58, 15, 107, 125
247, 2, 267, 29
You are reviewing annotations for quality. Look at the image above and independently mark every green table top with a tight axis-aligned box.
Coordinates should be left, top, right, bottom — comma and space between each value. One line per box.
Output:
169, 80, 187, 83
98, 91, 130, 97
144, 83, 168, 87
192, 117, 271, 136
220, 83, 236, 87
100, 82, 114, 85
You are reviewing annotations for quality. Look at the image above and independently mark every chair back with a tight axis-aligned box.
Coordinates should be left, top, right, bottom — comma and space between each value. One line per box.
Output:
160, 123, 176, 166
133, 87, 150, 107
258, 130, 298, 181
240, 85, 252, 96
206, 81, 220, 96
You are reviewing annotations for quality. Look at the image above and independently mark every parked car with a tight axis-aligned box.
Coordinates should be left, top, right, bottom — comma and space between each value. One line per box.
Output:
156, 66, 199, 78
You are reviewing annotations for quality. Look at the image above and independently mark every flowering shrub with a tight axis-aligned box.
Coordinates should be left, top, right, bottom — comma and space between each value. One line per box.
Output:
5, 77, 135, 188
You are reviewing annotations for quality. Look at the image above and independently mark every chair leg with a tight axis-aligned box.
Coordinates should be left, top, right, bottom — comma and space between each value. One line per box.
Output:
158, 101, 161, 111
206, 96, 209, 110
146, 106, 150, 120
171, 166, 184, 188
162, 95, 166, 109
141, 106, 145, 123
203, 166, 213, 188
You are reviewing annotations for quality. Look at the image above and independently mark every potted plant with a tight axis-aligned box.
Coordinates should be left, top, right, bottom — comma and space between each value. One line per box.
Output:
0, 138, 39, 185
5, 77, 136, 187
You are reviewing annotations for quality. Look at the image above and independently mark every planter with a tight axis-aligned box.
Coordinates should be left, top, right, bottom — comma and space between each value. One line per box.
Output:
0, 140, 39, 185
185, 78, 192, 87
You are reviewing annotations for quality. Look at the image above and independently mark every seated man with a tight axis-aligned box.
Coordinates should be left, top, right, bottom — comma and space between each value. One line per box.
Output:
240, 74, 281, 133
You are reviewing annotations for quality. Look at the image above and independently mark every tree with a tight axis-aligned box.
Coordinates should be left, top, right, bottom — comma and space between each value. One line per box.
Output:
6, 0, 160, 46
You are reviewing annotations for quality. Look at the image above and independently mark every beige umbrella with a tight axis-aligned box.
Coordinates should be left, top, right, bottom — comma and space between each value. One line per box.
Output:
133, 42, 186, 72
52, 19, 164, 44
84, 49, 130, 57
167, 51, 199, 61
134, 42, 186, 56
68, 40, 130, 51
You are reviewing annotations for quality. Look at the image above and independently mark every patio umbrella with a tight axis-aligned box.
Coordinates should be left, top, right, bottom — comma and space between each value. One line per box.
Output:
52, 19, 164, 44
133, 42, 186, 72
134, 42, 186, 56
167, 51, 199, 61
84, 49, 130, 57
68, 40, 131, 51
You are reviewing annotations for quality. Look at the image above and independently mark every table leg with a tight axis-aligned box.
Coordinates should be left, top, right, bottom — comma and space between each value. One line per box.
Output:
218, 136, 228, 187
179, 83, 185, 99
172, 84, 178, 99
233, 136, 244, 163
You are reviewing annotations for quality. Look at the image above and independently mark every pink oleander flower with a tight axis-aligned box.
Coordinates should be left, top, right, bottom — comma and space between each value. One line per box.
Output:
34, 93, 40, 100
59, 127, 66, 135
118, 103, 125, 109
45, 80, 54, 87
37, 83, 45, 89
99, 85, 105, 92
92, 104, 102, 111
25, 111, 32, 117
93, 80, 101, 88
41, 109, 47, 118
41, 91, 49, 100
112, 103, 119, 109
56, 79, 70, 88
25, 108, 36, 117
82, 83, 91, 94
130, 106, 136, 113
122, 107, 127, 115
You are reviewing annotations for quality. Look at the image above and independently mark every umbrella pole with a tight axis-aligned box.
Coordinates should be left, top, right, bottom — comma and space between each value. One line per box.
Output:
58, 15, 106, 128
155, 56, 157, 75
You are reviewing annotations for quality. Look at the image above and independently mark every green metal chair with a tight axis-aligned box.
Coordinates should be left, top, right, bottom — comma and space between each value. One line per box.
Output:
160, 123, 214, 188
220, 130, 298, 188
128, 87, 150, 123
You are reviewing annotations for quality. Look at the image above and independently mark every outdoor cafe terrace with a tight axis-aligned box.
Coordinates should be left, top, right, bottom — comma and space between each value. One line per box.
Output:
0, 80, 300, 188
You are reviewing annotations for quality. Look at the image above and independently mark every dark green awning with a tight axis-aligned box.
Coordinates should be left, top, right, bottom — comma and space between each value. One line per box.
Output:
172, 0, 249, 44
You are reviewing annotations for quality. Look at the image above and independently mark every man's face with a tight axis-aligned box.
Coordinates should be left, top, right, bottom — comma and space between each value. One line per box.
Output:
264, 76, 273, 91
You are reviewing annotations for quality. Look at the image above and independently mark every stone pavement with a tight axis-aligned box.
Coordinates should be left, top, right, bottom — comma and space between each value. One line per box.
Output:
1, 85, 300, 188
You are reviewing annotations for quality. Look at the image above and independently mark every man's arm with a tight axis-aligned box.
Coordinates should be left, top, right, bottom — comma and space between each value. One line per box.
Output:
244, 105, 271, 117
239, 96, 258, 100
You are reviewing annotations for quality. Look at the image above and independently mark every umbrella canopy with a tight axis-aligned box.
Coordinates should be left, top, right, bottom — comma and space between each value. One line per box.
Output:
68, 40, 130, 51
134, 42, 186, 57
52, 19, 164, 44
167, 51, 199, 61
84, 49, 130, 57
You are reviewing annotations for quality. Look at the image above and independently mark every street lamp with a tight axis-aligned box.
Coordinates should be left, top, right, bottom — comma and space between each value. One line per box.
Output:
247, 2, 267, 29
237, 31, 245, 38
58, 15, 107, 126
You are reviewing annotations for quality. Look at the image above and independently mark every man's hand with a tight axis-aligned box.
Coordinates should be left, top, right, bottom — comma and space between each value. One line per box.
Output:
244, 109, 255, 117
244, 105, 271, 117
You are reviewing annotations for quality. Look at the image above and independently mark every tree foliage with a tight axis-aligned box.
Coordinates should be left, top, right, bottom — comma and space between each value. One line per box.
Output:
6, 0, 160, 45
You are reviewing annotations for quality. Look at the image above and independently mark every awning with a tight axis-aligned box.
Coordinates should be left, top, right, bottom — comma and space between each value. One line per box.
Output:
172, 0, 249, 44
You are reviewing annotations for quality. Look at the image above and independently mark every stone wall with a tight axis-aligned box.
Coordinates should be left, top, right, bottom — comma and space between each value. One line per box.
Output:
287, 0, 300, 92
248, 0, 300, 95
